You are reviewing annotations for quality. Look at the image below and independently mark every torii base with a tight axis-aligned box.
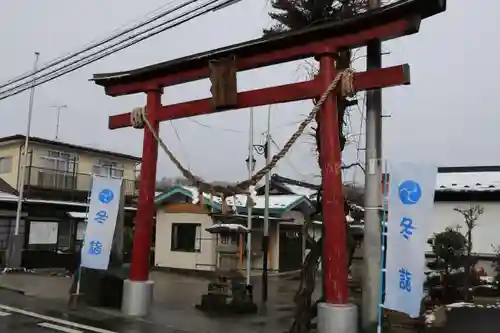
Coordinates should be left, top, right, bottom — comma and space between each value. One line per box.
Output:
121, 279, 154, 317
318, 303, 358, 333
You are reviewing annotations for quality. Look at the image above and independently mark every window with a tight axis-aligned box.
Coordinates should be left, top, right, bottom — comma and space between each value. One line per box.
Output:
38, 151, 77, 189
171, 223, 201, 252
92, 159, 124, 178
40, 150, 77, 172
0, 156, 12, 174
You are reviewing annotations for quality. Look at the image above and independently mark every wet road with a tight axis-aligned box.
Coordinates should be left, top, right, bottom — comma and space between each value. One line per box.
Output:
0, 290, 169, 333
0, 272, 306, 333
427, 307, 500, 333
0, 305, 109, 333
2, 285, 500, 333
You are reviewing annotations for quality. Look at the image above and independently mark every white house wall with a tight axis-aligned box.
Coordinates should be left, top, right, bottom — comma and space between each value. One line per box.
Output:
155, 212, 216, 271
155, 208, 310, 272
430, 201, 500, 255
281, 211, 305, 225
306, 201, 500, 258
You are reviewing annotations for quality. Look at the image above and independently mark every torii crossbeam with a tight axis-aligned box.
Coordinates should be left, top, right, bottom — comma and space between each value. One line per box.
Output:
92, 0, 446, 322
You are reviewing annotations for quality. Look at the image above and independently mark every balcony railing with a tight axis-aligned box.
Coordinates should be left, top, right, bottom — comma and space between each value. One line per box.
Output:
24, 166, 138, 197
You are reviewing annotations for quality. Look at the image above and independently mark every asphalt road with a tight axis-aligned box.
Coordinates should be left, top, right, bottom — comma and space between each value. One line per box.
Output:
0, 289, 166, 333
3, 281, 500, 333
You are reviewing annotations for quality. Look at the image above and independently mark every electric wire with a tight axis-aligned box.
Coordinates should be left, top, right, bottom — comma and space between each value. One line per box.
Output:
187, 118, 245, 134
0, 0, 184, 86
187, 116, 306, 134
270, 137, 307, 180
0, 0, 203, 91
351, 93, 367, 184
0, 0, 236, 100
169, 121, 192, 171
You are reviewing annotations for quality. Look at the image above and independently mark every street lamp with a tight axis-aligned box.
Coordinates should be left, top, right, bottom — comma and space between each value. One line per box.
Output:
245, 155, 256, 172
245, 143, 267, 172
6, 52, 40, 271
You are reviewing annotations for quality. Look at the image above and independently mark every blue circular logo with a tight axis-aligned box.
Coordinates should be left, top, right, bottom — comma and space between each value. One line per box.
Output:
98, 189, 114, 204
398, 180, 422, 205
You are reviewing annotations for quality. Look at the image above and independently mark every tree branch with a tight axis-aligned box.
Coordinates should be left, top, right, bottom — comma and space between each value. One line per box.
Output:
341, 162, 366, 174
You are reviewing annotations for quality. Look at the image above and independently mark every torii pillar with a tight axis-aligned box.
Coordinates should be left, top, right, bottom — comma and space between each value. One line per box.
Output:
91, 1, 446, 326
119, 88, 162, 316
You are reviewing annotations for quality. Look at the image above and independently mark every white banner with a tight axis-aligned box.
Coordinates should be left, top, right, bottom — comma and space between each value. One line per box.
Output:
81, 176, 123, 270
384, 162, 437, 318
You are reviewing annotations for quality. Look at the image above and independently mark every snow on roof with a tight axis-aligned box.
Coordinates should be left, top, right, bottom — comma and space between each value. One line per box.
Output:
206, 223, 249, 234
436, 171, 500, 192
213, 213, 294, 222
170, 185, 308, 210
182, 186, 229, 205
275, 170, 500, 194
0, 191, 18, 201
282, 184, 317, 198
226, 193, 308, 210
313, 215, 363, 225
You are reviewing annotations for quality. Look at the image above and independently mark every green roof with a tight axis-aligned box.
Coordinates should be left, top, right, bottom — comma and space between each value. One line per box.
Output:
155, 185, 313, 215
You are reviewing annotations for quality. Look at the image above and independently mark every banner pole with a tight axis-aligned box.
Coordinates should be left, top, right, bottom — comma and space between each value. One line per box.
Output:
76, 175, 94, 296
377, 159, 389, 333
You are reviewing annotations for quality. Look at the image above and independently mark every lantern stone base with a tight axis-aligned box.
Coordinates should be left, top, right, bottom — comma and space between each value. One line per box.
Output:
196, 276, 257, 314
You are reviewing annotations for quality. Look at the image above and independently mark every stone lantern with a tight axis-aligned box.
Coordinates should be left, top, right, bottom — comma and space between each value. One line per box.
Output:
196, 223, 257, 314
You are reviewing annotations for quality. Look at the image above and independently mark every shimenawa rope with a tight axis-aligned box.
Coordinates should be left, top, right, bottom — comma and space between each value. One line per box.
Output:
130, 68, 355, 197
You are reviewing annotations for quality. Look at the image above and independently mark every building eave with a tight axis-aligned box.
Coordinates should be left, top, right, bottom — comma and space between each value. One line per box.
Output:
0, 134, 141, 162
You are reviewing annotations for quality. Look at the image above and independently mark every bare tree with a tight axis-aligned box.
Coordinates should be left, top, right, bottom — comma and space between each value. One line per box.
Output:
454, 205, 484, 299
264, 2, 371, 332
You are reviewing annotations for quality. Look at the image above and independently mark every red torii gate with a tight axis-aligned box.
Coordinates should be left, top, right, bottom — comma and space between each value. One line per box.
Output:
92, 0, 445, 320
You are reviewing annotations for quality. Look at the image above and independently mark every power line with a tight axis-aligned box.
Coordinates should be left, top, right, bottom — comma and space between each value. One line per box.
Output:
187, 118, 245, 133
169, 121, 192, 171
0, 0, 202, 91
352, 93, 367, 184
0, 0, 185, 87
187, 115, 310, 135
0, 0, 238, 100
270, 137, 307, 180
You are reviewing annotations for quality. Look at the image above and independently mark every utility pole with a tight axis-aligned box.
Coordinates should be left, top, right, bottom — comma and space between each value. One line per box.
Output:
262, 106, 271, 303
245, 108, 254, 288
7, 52, 40, 270
48, 104, 68, 140
362, 0, 383, 332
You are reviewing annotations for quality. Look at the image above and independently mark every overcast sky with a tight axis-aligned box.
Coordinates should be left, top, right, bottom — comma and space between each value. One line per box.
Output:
0, 1, 498, 185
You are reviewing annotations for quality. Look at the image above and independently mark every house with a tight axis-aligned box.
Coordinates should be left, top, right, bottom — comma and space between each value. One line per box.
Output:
0, 134, 141, 269
153, 185, 315, 273
0, 134, 139, 203
261, 169, 500, 277
429, 166, 500, 276
255, 174, 364, 243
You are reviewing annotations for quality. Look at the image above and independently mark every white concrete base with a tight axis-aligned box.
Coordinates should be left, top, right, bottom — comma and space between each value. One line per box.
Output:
318, 303, 358, 333
121, 279, 154, 317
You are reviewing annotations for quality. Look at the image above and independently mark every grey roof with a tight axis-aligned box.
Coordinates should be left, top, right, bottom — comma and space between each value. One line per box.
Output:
0, 134, 141, 162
